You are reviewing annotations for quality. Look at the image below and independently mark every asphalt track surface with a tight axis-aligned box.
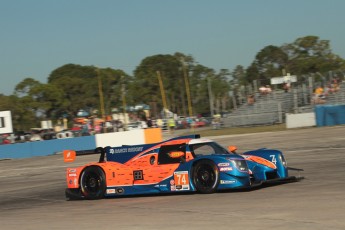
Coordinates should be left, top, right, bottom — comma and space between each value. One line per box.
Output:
1, 126, 345, 230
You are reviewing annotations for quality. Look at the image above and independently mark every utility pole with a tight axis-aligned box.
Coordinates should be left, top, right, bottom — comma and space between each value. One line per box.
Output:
207, 77, 214, 117
97, 68, 106, 133
121, 76, 127, 131
182, 60, 193, 118
156, 71, 168, 118
97, 68, 106, 120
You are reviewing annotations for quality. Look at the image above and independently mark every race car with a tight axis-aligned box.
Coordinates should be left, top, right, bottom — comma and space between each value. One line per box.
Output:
63, 134, 303, 200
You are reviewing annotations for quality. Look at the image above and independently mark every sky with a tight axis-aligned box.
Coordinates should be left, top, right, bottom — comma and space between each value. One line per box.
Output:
1, 0, 345, 95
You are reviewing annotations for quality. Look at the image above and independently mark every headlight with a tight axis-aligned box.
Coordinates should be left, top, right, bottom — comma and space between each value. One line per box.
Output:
231, 159, 248, 172
279, 154, 287, 167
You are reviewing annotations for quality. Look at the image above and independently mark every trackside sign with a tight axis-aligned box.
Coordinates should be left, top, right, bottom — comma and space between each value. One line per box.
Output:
0, 111, 13, 134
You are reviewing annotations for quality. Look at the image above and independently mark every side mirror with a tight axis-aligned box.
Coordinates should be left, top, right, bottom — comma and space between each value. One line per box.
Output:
228, 145, 237, 153
168, 151, 185, 159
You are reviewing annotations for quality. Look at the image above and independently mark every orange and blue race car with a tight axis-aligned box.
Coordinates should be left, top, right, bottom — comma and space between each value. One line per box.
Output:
63, 135, 303, 200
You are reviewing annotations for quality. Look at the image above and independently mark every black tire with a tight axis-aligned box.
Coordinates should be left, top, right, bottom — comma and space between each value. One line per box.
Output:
192, 160, 219, 194
80, 166, 106, 199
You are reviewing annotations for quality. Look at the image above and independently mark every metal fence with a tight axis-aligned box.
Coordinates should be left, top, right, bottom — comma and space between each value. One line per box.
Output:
223, 71, 345, 127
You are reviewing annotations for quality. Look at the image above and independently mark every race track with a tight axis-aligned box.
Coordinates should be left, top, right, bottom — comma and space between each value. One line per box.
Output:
1, 126, 345, 230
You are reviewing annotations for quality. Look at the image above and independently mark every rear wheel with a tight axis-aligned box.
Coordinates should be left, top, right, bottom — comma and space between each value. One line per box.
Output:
80, 166, 106, 199
192, 160, 219, 194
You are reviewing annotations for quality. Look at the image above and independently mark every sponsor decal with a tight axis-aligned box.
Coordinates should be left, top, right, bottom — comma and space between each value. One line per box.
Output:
74, 178, 77, 186
218, 163, 230, 167
220, 180, 236, 184
219, 167, 233, 172
116, 188, 125, 194
106, 189, 116, 194
109, 146, 144, 154
68, 169, 77, 173
154, 184, 167, 188
69, 179, 73, 185
171, 185, 176, 191
182, 185, 189, 190
170, 179, 175, 185
68, 173, 77, 177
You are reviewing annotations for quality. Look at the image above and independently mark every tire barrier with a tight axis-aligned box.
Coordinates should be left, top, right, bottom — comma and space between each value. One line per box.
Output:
42, 133, 56, 140
57, 131, 74, 139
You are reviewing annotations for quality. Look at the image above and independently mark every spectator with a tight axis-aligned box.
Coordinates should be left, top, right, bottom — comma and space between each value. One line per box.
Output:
284, 81, 292, 92
259, 85, 267, 95
81, 123, 90, 136
332, 80, 340, 92
94, 124, 101, 133
283, 82, 289, 92
167, 117, 175, 134
324, 84, 333, 96
146, 117, 153, 128
247, 94, 255, 105
266, 85, 272, 94
315, 86, 324, 96
312, 93, 326, 104
156, 118, 163, 128
212, 115, 221, 129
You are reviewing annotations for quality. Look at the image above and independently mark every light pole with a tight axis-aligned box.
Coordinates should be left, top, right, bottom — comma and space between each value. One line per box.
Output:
121, 76, 128, 131
156, 71, 168, 118
207, 77, 214, 117
182, 60, 193, 118
96, 68, 107, 133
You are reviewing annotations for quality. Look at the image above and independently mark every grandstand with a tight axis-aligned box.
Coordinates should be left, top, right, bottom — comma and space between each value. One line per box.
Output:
223, 81, 345, 127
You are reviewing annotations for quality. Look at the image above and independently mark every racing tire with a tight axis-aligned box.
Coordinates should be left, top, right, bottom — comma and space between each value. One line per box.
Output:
80, 166, 106, 200
64, 131, 74, 138
192, 160, 219, 194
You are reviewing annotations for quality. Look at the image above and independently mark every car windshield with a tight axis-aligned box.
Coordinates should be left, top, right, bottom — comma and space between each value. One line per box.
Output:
189, 142, 230, 156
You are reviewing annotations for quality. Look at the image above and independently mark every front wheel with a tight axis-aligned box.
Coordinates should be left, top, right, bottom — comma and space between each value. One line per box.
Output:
192, 160, 219, 194
80, 166, 106, 199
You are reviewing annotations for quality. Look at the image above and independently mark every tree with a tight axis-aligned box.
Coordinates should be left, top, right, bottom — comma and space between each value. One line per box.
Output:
246, 45, 288, 86
281, 36, 345, 76
48, 64, 130, 119
230, 65, 246, 88
133, 54, 183, 117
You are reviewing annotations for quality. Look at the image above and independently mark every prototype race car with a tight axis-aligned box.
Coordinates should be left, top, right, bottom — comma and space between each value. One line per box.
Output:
63, 135, 303, 200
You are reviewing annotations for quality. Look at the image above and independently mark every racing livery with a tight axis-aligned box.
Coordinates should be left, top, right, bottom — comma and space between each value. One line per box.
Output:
63, 135, 303, 200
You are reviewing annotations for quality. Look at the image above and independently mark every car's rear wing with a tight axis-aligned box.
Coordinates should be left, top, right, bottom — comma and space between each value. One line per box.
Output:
63, 147, 106, 163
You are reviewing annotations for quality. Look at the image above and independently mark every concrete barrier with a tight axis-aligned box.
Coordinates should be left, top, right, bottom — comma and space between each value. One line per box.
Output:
95, 128, 162, 147
286, 112, 316, 129
0, 128, 162, 159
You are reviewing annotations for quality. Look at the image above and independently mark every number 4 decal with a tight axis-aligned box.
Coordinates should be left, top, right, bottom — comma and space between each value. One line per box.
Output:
270, 155, 277, 165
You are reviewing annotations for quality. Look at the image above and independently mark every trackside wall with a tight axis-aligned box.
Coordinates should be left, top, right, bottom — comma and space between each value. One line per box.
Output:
314, 105, 345, 127
0, 128, 162, 159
